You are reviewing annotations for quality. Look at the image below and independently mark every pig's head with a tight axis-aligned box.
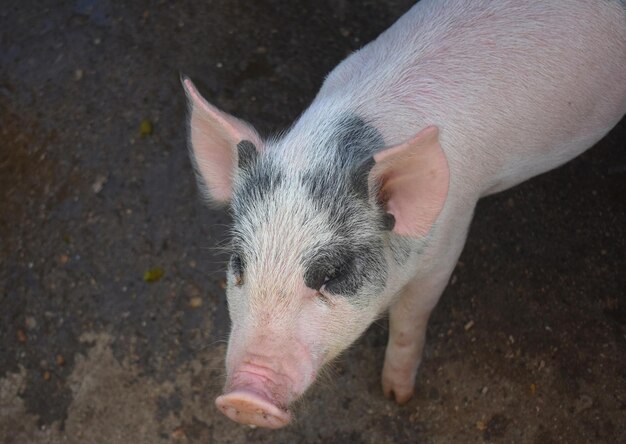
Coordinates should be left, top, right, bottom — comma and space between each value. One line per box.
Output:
183, 78, 449, 428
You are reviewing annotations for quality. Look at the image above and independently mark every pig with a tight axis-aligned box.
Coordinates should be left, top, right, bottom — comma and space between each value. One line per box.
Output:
183, 0, 626, 429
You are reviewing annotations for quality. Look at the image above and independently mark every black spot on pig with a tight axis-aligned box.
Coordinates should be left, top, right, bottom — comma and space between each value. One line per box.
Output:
236, 140, 257, 171
334, 115, 383, 201
302, 114, 383, 204
303, 240, 386, 298
229, 253, 245, 286
303, 247, 362, 296
351, 157, 375, 200
382, 212, 395, 231
334, 115, 384, 167
231, 158, 283, 219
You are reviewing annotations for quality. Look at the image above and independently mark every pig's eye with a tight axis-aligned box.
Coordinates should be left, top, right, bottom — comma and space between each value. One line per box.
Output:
319, 269, 341, 293
306, 268, 338, 293
230, 254, 244, 286
323, 271, 338, 286
304, 257, 353, 293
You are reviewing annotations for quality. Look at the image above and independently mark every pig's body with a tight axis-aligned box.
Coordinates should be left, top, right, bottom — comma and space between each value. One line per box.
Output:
184, 0, 626, 429
317, 0, 626, 197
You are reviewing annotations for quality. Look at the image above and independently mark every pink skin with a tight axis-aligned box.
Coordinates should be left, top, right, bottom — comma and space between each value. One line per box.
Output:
215, 285, 327, 428
216, 341, 319, 428
216, 366, 294, 429
214, 278, 373, 428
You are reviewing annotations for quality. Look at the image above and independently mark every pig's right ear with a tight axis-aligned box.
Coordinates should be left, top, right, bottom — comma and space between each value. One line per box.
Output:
370, 126, 449, 238
182, 77, 263, 204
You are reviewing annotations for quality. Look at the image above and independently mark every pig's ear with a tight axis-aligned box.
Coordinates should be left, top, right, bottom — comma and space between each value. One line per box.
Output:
371, 126, 449, 238
182, 76, 263, 204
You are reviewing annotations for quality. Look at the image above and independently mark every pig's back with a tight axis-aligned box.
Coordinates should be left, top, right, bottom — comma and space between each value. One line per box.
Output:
319, 0, 626, 198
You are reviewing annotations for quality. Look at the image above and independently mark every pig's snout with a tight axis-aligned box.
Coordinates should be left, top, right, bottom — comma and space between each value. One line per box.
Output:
216, 363, 303, 429
216, 389, 291, 429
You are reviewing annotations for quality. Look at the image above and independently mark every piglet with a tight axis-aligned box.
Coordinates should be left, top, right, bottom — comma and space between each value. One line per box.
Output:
183, 0, 626, 429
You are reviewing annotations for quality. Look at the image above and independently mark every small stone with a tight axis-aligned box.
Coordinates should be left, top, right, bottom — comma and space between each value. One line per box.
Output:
508, 335, 515, 344
56, 354, 65, 367
171, 427, 186, 440
255, 46, 268, 54
43, 371, 51, 381
74, 69, 84, 81
25, 316, 37, 330
464, 320, 474, 331
143, 267, 165, 283
58, 254, 70, 265
530, 383, 537, 395
16, 329, 27, 343
476, 420, 487, 431
481, 386, 488, 395
189, 297, 203, 308
139, 119, 153, 137
92, 174, 108, 194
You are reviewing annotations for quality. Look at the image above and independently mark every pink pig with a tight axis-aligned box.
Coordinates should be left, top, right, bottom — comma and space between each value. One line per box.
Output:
183, 0, 626, 429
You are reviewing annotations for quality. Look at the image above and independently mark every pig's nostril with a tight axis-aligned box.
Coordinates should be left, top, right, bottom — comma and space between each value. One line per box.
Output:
216, 390, 291, 429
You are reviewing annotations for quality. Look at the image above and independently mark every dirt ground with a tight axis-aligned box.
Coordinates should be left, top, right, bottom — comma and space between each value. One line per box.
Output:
1, 1, 625, 443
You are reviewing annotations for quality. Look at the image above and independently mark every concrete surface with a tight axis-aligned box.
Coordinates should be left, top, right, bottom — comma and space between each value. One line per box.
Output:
1, 0, 625, 443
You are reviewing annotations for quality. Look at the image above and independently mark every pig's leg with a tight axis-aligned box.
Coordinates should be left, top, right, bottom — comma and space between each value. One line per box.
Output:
382, 272, 448, 403
382, 204, 474, 404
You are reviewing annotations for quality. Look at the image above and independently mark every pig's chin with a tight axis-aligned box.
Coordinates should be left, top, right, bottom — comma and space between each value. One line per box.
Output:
215, 362, 316, 429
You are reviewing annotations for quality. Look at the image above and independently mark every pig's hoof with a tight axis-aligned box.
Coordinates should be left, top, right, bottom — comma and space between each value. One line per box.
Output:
382, 370, 415, 404
215, 390, 291, 429
383, 384, 414, 404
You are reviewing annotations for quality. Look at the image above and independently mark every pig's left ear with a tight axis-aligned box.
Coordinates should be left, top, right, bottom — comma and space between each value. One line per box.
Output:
182, 76, 263, 204
371, 126, 449, 238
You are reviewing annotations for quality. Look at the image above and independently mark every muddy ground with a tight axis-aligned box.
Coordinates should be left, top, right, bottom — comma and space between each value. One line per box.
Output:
1, 1, 625, 443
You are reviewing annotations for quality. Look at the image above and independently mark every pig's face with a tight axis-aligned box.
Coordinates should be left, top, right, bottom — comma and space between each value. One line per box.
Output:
183, 78, 449, 428
216, 122, 395, 426
227, 136, 391, 349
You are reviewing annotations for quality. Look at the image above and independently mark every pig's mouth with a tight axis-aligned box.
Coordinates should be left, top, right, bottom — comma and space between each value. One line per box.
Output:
216, 388, 291, 429
215, 366, 303, 429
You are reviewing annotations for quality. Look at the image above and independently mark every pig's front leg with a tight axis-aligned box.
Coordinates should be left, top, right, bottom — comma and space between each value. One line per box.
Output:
381, 270, 450, 404
382, 203, 475, 404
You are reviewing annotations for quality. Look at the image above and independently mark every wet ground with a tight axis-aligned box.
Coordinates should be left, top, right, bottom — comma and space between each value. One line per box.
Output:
1, 1, 625, 443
